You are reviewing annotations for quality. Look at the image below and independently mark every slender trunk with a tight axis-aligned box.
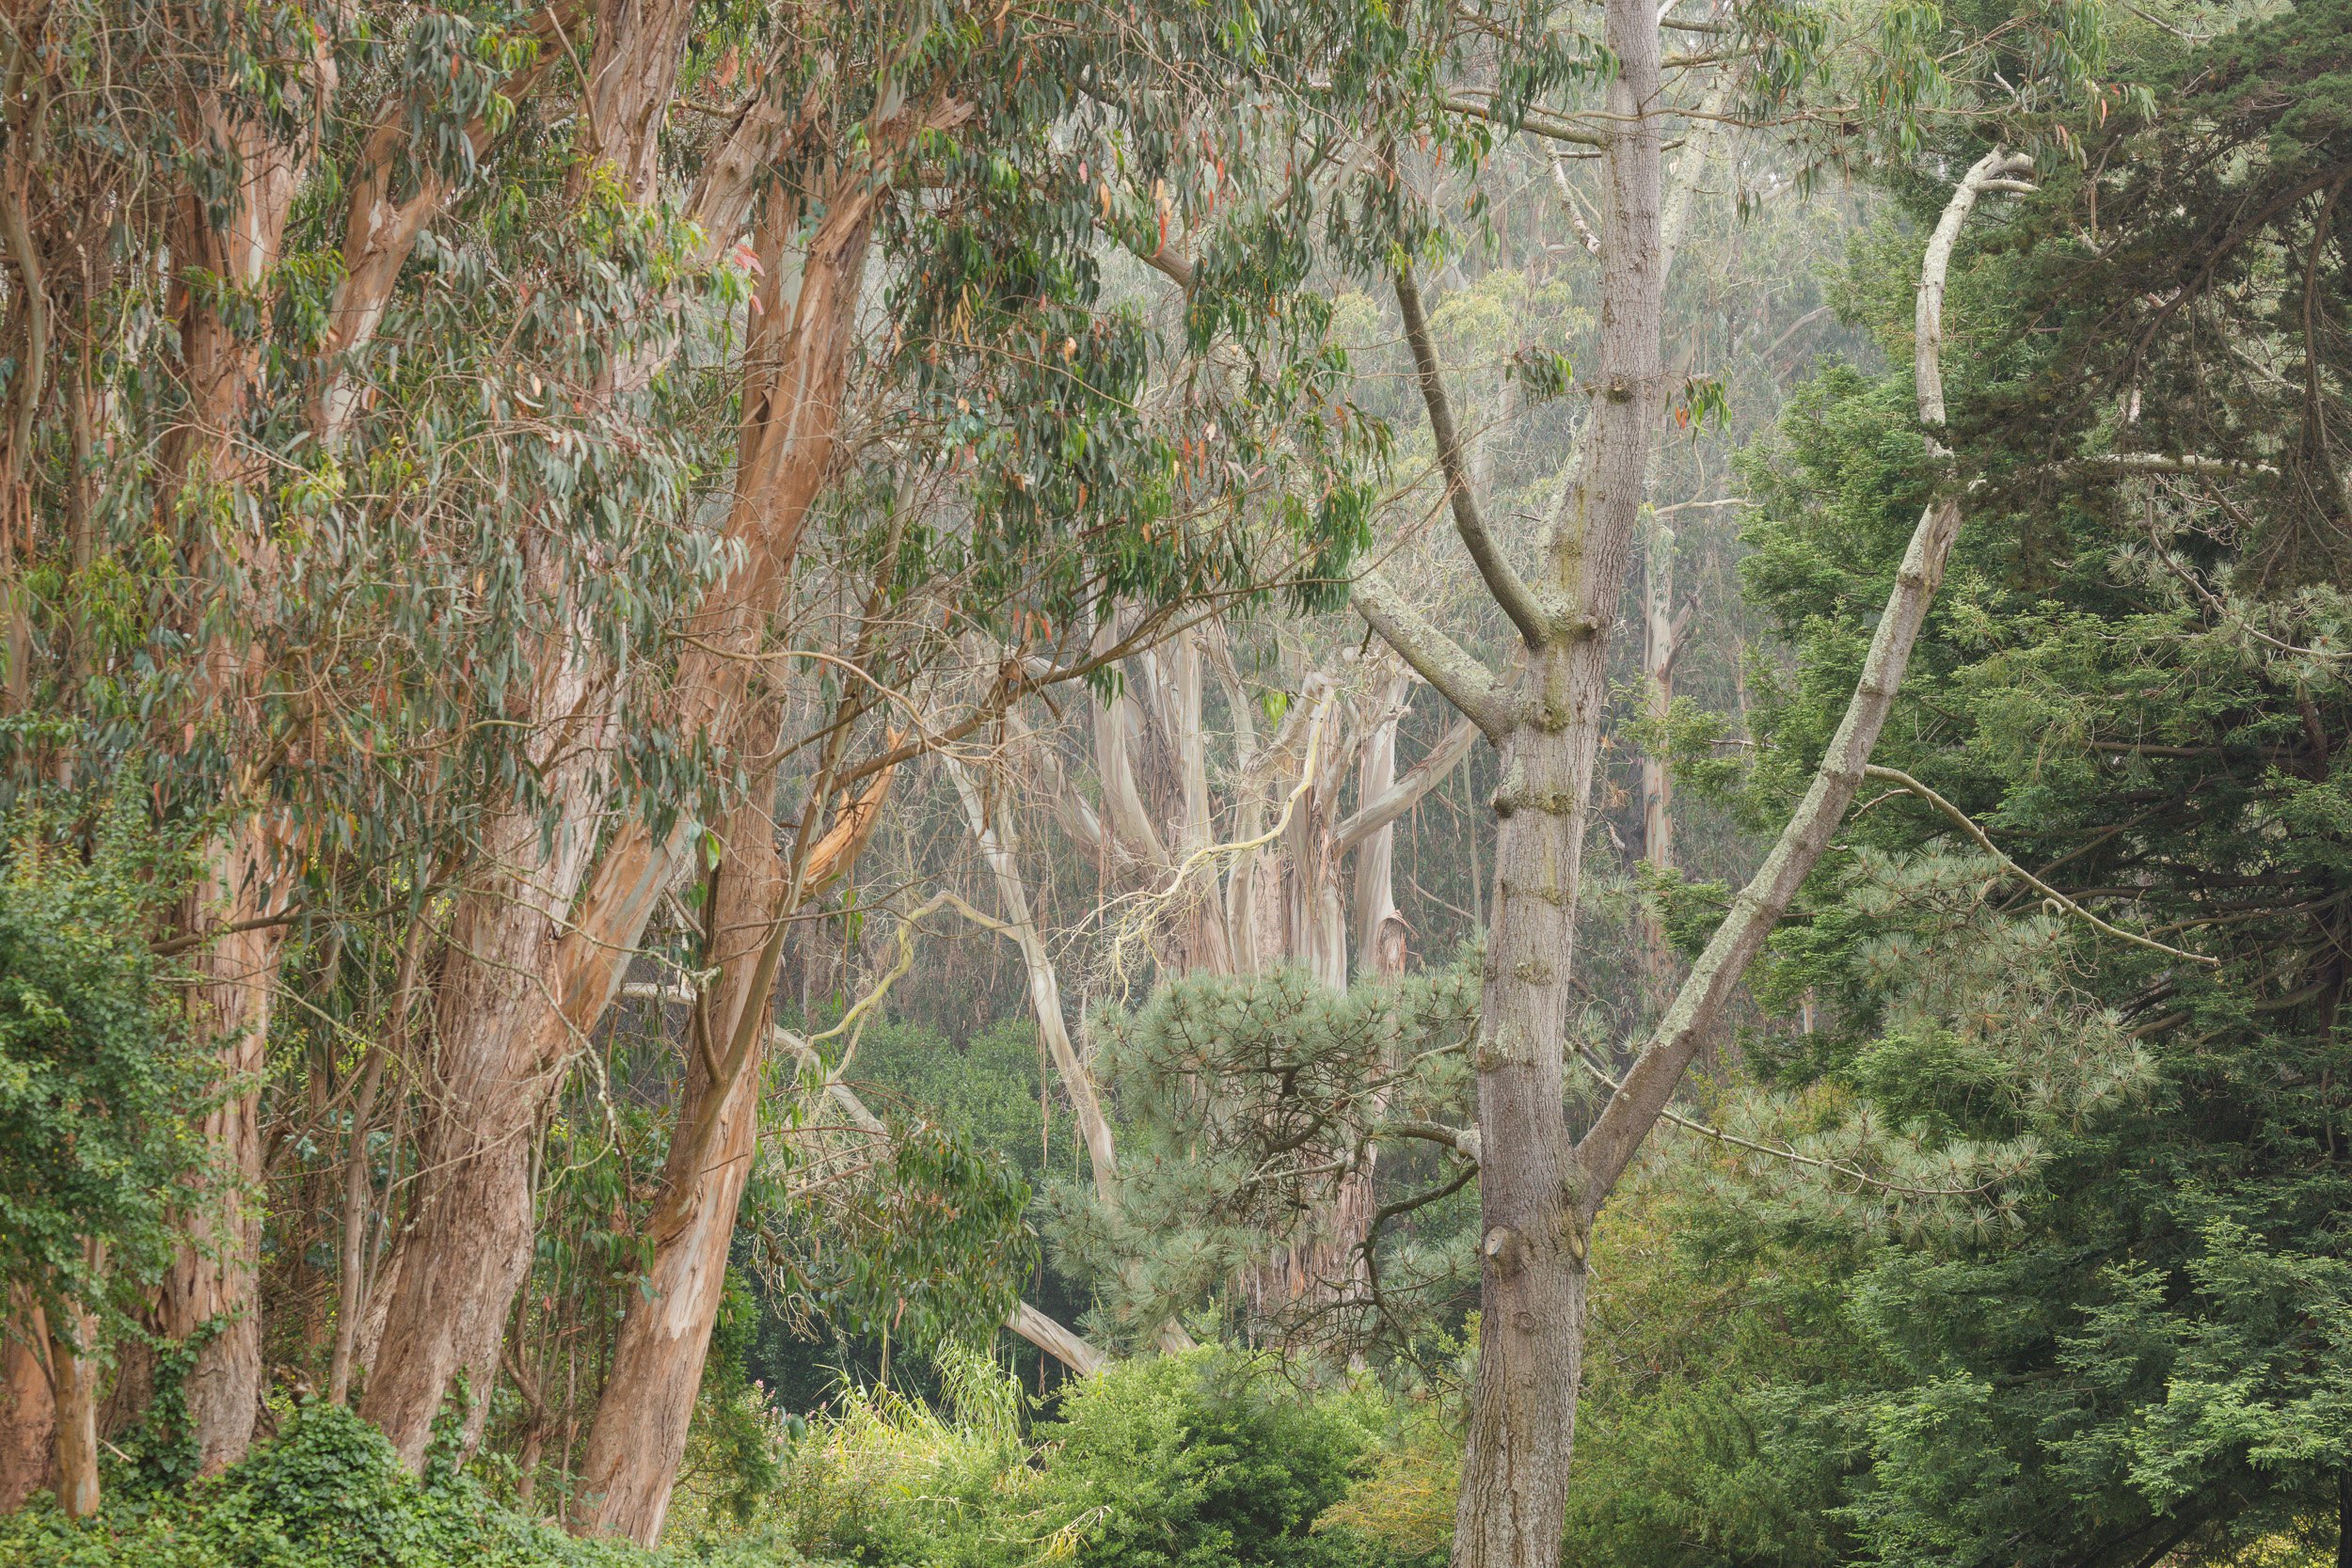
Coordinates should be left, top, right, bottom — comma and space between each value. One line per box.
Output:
327, 1038, 389, 1405
950, 760, 1195, 1355
1636, 511, 1680, 1010
0, 1291, 54, 1511
572, 738, 786, 1544
44, 1291, 98, 1520
951, 763, 1120, 1196
1352, 670, 1414, 980
571, 702, 900, 1541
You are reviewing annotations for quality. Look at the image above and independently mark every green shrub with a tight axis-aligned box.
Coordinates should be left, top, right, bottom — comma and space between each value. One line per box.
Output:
0, 1404, 804, 1568
0, 800, 204, 1350
769, 1347, 1424, 1568
1030, 1352, 1370, 1568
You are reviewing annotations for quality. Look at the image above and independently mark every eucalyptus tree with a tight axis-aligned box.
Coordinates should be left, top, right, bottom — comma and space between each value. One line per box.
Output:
0, 0, 1385, 1509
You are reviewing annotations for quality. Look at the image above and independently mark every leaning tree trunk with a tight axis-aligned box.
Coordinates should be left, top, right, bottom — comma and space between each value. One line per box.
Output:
571, 740, 786, 1543
574, 708, 897, 1544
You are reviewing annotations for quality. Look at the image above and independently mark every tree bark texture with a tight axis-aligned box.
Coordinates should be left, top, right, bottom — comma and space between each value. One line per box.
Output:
571, 740, 787, 1544
160, 40, 333, 1466
44, 1292, 98, 1519
1448, 0, 1665, 1557
0, 1292, 54, 1511
158, 828, 285, 1473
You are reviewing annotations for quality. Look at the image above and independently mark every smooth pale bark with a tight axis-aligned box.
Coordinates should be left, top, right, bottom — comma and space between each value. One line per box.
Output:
1251, 670, 1420, 1321
1634, 511, 1689, 1008
360, 120, 914, 1463
948, 759, 1197, 1355
1578, 147, 2032, 1196
949, 762, 1120, 1198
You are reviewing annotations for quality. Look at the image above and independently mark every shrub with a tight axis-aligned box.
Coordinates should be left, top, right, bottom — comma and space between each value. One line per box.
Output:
769, 1347, 1426, 1568
0, 1403, 803, 1568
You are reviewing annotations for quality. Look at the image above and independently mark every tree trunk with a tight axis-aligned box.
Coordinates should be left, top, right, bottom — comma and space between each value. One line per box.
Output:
1635, 511, 1681, 1011
0, 1291, 54, 1511
44, 1292, 98, 1519
360, 148, 905, 1465
156, 34, 336, 1469
160, 796, 288, 1475
1450, 147, 2029, 1568
1449, 0, 1665, 1554
572, 744, 786, 1544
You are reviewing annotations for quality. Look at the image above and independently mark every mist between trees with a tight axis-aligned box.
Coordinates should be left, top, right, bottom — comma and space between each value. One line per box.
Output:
0, 0, 2344, 1564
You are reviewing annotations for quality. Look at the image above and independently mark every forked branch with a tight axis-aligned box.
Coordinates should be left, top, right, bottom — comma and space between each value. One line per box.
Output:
1575, 148, 2035, 1212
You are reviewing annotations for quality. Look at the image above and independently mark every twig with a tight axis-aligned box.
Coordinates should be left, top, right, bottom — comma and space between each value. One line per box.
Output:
1863, 765, 2218, 965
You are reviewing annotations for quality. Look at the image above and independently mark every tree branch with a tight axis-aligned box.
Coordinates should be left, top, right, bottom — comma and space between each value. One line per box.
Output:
1575, 148, 2034, 1213
1351, 565, 1512, 741
1862, 766, 2217, 964
1394, 265, 1552, 648
1334, 716, 1480, 852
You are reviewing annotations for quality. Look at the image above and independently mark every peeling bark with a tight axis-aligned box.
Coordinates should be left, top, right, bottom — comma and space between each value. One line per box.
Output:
158, 30, 336, 1466
572, 731, 786, 1544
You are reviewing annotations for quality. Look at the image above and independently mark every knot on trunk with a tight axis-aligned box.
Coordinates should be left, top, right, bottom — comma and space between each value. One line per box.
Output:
1482, 1225, 1529, 1280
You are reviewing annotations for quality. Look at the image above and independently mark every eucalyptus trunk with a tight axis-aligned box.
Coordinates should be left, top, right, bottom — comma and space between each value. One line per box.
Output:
0, 1291, 52, 1510
158, 838, 281, 1472
572, 748, 786, 1544
159, 45, 331, 1465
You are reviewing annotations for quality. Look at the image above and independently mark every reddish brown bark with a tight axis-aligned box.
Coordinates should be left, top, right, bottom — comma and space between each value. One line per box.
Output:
570, 746, 787, 1544
156, 40, 333, 1468
158, 829, 286, 1473
0, 1292, 54, 1512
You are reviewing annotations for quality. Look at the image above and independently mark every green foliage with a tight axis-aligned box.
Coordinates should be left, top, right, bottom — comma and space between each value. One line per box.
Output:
1582, 8, 2352, 1560
770, 1347, 1410, 1568
0, 800, 202, 1339
0, 1403, 790, 1568
747, 1024, 1041, 1368
1046, 966, 1481, 1357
